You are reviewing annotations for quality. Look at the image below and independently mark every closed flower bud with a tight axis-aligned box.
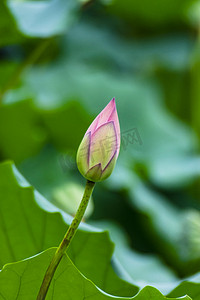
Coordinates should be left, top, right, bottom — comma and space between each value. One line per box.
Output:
76, 98, 120, 182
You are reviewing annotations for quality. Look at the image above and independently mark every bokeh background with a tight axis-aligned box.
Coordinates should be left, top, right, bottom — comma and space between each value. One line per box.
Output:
0, 0, 200, 288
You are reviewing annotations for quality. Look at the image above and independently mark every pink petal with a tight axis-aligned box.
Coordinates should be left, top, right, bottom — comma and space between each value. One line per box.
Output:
107, 105, 120, 155
86, 98, 116, 135
89, 121, 117, 169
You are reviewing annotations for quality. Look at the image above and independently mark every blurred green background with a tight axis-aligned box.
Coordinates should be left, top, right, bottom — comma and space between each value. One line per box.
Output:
0, 0, 200, 288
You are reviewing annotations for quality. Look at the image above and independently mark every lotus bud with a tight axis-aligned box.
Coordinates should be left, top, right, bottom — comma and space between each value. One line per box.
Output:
76, 98, 120, 182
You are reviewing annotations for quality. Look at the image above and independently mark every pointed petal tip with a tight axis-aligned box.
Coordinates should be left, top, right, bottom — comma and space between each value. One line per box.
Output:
106, 97, 116, 111
110, 97, 116, 104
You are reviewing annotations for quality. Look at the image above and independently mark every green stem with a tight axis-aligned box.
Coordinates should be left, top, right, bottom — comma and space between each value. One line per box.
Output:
36, 179, 95, 300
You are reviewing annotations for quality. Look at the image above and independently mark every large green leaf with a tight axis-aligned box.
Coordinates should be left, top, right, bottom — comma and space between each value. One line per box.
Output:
0, 248, 191, 300
64, 19, 194, 71
0, 161, 137, 297
7, 0, 80, 38
168, 273, 200, 299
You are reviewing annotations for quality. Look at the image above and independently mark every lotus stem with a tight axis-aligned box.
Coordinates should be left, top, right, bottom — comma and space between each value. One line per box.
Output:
36, 179, 95, 300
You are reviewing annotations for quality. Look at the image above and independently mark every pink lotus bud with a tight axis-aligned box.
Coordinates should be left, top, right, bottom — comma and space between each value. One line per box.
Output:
76, 98, 120, 182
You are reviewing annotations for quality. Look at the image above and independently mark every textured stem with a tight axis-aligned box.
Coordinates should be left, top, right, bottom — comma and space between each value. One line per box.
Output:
36, 180, 95, 300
